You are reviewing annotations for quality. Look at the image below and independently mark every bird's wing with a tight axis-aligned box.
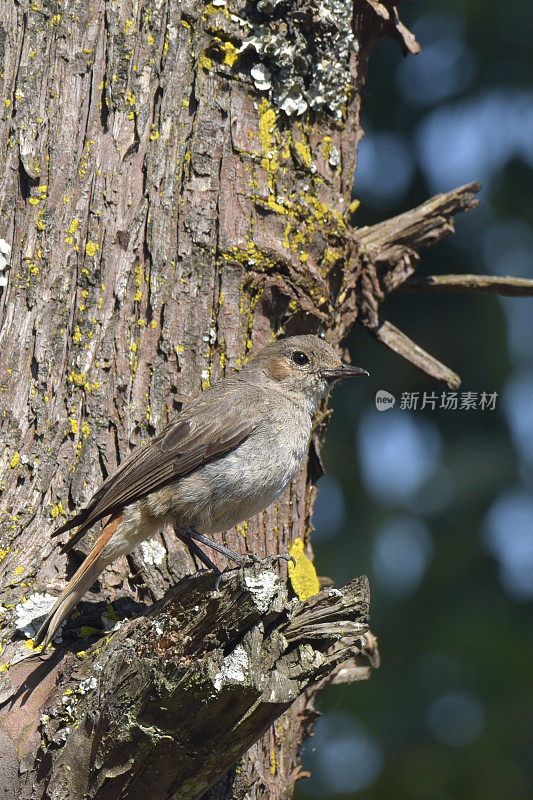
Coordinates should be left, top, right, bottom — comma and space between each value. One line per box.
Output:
53, 379, 268, 551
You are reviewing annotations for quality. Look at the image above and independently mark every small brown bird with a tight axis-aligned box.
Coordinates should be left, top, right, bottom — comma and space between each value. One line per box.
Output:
35, 335, 367, 647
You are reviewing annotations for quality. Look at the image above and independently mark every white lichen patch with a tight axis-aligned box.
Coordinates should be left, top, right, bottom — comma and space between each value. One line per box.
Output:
140, 538, 165, 565
61, 694, 76, 717
57, 726, 70, 741
53, 674, 98, 732
241, 0, 356, 117
0, 238, 11, 287
251, 63, 272, 91
14, 592, 58, 639
257, 0, 285, 10
213, 644, 249, 691
244, 571, 279, 613
230, 13, 249, 28
78, 675, 97, 694
328, 144, 341, 167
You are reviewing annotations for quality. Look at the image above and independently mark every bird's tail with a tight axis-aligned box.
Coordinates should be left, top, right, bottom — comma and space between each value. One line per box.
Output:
35, 513, 123, 649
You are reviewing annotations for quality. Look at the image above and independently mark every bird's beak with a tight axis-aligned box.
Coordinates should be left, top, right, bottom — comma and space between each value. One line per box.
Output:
319, 364, 369, 381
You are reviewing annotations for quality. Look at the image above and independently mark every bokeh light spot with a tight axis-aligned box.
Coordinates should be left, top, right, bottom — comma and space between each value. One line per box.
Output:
311, 474, 346, 541
300, 711, 384, 796
372, 516, 433, 596
357, 409, 442, 504
427, 691, 484, 746
483, 490, 533, 599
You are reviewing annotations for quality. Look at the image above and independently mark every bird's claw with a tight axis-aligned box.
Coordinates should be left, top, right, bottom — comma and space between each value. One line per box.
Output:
214, 571, 226, 591
278, 552, 297, 568
241, 552, 260, 566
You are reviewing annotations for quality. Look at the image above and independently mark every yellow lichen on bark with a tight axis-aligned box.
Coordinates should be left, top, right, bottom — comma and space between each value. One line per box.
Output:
288, 538, 320, 601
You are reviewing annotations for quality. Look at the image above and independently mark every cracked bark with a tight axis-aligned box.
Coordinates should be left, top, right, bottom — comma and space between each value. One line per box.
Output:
15, 564, 374, 800
0, 1, 530, 799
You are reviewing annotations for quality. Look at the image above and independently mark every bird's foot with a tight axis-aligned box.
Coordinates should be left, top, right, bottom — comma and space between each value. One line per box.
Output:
176, 528, 296, 589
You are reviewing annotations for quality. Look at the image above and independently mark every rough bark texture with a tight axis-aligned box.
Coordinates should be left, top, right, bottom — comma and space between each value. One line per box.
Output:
8, 563, 372, 800
0, 1, 520, 799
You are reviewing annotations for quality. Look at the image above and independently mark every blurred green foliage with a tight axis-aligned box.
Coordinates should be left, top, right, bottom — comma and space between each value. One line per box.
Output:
295, 1, 533, 798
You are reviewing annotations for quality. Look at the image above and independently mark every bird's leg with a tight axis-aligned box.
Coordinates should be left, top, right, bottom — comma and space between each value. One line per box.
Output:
176, 527, 296, 591
180, 528, 246, 566
182, 528, 296, 569
174, 527, 222, 574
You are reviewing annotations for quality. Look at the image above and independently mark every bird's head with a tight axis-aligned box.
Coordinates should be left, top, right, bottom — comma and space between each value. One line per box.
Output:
242, 334, 368, 412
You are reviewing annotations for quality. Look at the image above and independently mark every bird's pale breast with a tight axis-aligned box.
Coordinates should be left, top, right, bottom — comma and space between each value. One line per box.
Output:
144, 403, 312, 534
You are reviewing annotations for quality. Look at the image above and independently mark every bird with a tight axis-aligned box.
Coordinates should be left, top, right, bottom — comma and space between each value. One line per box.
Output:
34, 335, 368, 648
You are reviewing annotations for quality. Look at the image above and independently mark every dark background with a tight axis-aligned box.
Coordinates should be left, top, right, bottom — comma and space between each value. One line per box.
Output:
295, 1, 533, 798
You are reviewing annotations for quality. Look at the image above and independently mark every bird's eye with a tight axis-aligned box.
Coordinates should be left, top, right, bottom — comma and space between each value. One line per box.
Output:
291, 351, 309, 366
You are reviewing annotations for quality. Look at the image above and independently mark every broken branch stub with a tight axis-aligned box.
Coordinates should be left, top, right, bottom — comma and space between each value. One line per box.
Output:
398, 274, 533, 296
351, 182, 482, 386
372, 319, 462, 389
358, 1, 421, 55
350, 181, 532, 384
353, 182, 482, 300
41, 563, 375, 800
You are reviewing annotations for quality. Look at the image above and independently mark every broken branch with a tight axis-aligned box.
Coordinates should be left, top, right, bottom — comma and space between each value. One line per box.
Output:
29, 563, 375, 800
348, 183, 485, 386
352, 182, 482, 295
368, 319, 461, 389
397, 274, 533, 296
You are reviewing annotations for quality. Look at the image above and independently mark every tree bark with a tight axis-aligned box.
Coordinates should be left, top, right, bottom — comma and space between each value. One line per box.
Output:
0, 2, 524, 799
13, 564, 373, 800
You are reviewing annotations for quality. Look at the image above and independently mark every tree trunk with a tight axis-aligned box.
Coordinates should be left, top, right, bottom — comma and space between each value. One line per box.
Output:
1, 2, 524, 799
